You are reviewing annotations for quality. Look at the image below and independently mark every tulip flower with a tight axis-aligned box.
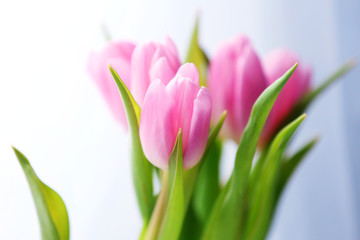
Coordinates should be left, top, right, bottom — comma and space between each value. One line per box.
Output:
88, 41, 135, 126
131, 37, 181, 105
208, 35, 267, 142
139, 63, 212, 170
89, 37, 181, 127
260, 48, 312, 144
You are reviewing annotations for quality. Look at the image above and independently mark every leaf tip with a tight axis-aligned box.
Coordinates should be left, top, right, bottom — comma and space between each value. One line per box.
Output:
177, 128, 183, 140
297, 113, 307, 123
11, 146, 21, 157
291, 62, 298, 72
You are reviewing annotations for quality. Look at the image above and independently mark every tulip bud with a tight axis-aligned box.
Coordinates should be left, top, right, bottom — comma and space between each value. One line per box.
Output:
260, 48, 312, 144
208, 35, 267, 142
88, 41, 135, 126
89, 37, 181, 128
131, 37, 181, 105
139, 63, 212, 170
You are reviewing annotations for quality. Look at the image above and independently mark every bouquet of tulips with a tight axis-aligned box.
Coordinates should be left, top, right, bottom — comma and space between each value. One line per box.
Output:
12, 20, 355, 240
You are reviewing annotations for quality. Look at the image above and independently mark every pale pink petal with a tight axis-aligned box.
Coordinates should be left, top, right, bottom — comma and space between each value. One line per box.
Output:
263, 49, 303, 132
139, 79, 175, 169
164, 36, 179, 58
87, 41, 135, 126
103, 41, 135, 60
208, 35, 265, 141
163, 36, 181, 69
167, 67, 200, 147
106, 58, 133, 126
175, 63, 199, 85
208, 46, 236, 139
233, 44, 267, 141
260, 48, 312, 145
131, 42, 157, 105
183, 87, 212, 169
149, 57, 177, 85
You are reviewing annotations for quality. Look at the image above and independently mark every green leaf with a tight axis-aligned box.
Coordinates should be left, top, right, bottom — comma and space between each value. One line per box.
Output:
185, 17, 209, 87
243, 114, 306, 240
144, 113, 226, 240
192, 139, 222, 223
275, 59, 356, 140
239, 138, 317, 240
179, 204, 202, 240
13, 147, 69, 240
245, 146, 270, 218
201, 64, 298, 240
299, 58, 356, 110
109, 66, 153, 222
183, 111, 227, 207
276, 137, 318, 203
158, 130, 184, 240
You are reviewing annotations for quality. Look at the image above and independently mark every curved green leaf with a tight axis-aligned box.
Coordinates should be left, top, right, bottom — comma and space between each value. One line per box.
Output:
276, 137, 318, 202
185, 17, 209, 87
109, 66, 153, 222
298, 58, 356, 111
13, 147, 69, 240
274, 59, 356, 140
201, 64, 298, 240
158, 130, 184, 240
243, 114, 306, 240
192, 139, 222, 223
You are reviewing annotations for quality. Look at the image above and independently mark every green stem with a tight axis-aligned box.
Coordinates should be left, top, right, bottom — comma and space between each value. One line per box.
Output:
144, 172, 169, 240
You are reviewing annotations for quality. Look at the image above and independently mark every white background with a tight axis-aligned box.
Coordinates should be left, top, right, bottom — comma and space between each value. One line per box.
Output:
0, 0, 358, 239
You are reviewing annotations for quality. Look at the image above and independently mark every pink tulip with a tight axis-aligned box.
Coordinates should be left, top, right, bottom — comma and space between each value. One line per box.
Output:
260, 48, 312, 145
208, 35, 267, 142
88, 37, 180, 128
139, 63, 212, 170
88, 41, 135, 126
131, 37, 181, 105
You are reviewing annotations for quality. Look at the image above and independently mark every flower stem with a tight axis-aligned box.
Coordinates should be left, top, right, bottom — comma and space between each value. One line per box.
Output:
144, 171, 169, 240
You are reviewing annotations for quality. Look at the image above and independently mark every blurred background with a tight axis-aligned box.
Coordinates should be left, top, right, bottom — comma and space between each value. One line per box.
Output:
0, 0, 359, 239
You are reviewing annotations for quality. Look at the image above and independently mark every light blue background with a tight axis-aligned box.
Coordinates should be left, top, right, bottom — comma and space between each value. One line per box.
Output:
0, 0, 358, 239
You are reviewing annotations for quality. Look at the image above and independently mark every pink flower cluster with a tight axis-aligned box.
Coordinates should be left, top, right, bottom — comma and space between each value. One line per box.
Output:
208, 35, 311, 144
88, 35, 311, 169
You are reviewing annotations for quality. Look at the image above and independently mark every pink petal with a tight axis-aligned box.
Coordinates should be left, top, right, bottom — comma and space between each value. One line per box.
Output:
208, 35, 266, 142
163, 36, 181, 69
208, 46, 236, 138
175, 63, 200, 85
167, 68, 200, 148
233, 44, 267, 141
131, 42, 157, 105
263, 49, 304, 132
149, 57, 177, 85
164, 36, 179, 58
139, 79, 175, 170
260, 48, 312, 144
183, 87, 212, 169
87, 41, 135, 126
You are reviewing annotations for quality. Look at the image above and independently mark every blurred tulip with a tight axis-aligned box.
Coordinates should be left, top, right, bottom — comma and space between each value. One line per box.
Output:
131, 37, 181, 105
88, 41, 135, 126
260, 48, 312, 145
139, 63, 212, 170
89, 37, 181, 128
208, 35, 267, 142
